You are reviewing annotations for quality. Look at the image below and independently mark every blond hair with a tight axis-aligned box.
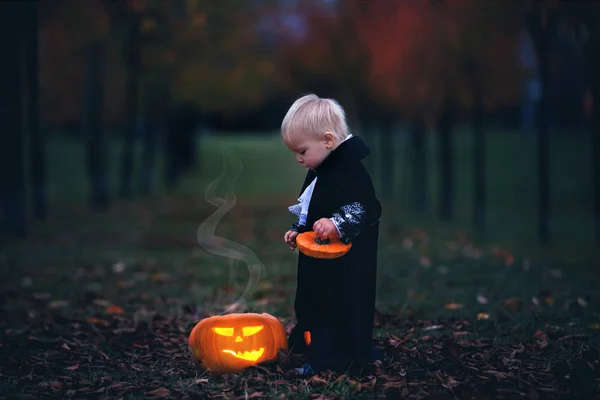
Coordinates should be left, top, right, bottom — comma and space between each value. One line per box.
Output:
281, 94, 350, 144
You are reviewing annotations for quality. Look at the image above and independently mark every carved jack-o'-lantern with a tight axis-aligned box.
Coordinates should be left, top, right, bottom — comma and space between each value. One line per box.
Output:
188, 313, 288, 373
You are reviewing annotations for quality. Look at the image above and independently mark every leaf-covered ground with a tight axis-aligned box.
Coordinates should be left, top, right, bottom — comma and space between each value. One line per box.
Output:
1, 197, 599, 399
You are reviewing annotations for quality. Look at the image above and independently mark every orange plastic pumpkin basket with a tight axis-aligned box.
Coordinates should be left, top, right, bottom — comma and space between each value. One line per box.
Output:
296, 231, 352, 259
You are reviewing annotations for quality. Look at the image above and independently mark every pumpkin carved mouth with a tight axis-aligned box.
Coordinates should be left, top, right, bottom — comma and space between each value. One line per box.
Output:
222, 347, 265, 361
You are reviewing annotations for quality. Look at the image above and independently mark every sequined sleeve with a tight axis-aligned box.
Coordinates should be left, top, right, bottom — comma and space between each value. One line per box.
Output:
330, 202, 368, 244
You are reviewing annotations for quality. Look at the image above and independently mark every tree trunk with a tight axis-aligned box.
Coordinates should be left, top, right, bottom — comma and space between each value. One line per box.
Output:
410, 117, 427, 214
26, 0, 45, 220
380, 116, 394, 199
139, 118, 157, 196
437, 98, 454, 220
84, 42, 109, 211
537, 72, 551, 242
572, 7, 600, 242
590, 53, 600, 242
119, 78, 137, 199
592, 92, 600, 242
350, 101, 374, 173
139, 95, 159, 196
0, 2, 28, 237
365, 121, 378, 177
529, 9, 552, 243
472, 85, 485, 231
119, 17, 141, 199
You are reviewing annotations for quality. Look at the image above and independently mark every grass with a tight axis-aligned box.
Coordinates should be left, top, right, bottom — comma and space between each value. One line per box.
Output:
0, 128, 598, 398
43, 127, 595, 249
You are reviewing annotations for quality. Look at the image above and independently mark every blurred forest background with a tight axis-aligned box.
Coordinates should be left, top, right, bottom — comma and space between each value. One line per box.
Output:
0, 0, 599, 250
2, 2, 600, 396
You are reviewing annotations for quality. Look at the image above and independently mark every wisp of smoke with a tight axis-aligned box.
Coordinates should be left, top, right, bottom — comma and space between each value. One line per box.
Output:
196, 145, 266, 314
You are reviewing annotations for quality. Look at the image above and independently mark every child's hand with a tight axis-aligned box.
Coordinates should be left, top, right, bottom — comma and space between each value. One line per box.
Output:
284, 230, 299, 250
313, 218, 339, 240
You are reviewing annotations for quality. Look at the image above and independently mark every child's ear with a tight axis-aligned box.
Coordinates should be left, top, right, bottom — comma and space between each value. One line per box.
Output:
323, 132, 334, 149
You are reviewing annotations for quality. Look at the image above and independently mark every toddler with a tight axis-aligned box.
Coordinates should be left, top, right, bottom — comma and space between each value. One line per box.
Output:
281, 94, 382, 376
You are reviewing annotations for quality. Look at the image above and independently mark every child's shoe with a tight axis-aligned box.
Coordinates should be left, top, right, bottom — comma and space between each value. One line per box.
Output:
294, 363, 314, 377
370, 344, 392, 364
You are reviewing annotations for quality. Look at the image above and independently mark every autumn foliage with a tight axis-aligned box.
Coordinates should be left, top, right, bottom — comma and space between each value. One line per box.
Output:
40, 0, 277, 125
39, 0, 524, 126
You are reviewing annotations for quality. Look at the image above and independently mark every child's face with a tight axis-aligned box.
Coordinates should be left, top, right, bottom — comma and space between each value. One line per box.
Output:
285, 132, 333, 170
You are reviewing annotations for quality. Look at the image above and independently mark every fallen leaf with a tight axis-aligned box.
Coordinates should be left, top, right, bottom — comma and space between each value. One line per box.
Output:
255, 298, 270, 306
151, 272, 171, 282
510, 343, 525, 358
66, 363, 79, 371
407, 290, 425, 301
444, 377, 460, 389
112, 261, 126, 273
504, 298, 521, 310
311, 376, 327, 385
86, 317, 109, 326
258, 282, 273, 290
543, 324, 561, 334
220, 284, 235, 293
50, 381, 64, 390
32, 292, 51, 300
383, 380, 405, 389
105, 305, 125, 315
533, 330, 549, 348
422, 325, 444, 331
485, 370, 508, 379
477, 312, 490, 320
444, 303, 464, 310
491, 248, 515, 266
118, 280, 137, 289
146, 387, 171, 398
557, 333, 591, 341
48, 300, 70, 309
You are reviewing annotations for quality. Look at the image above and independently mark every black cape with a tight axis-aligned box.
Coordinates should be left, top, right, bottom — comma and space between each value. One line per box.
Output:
288, 136, 382, 375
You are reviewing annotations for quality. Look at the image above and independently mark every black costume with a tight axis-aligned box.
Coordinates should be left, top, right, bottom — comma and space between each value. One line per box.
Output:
287, 135, 382, 376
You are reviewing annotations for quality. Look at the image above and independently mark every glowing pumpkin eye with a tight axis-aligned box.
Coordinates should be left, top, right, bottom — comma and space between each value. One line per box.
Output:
212, 327, 234, 336
242, 326, 264, 336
